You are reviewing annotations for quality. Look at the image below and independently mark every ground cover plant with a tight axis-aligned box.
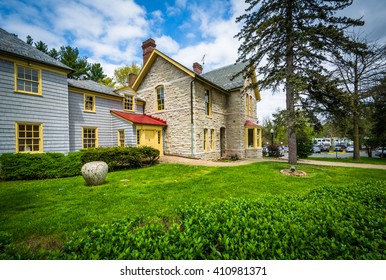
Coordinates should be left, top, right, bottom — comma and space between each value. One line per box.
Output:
0, 162, 385, 259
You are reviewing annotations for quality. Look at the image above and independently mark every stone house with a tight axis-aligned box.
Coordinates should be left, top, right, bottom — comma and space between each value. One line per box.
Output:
131, 39, 262, 160
0, 27, 262, 159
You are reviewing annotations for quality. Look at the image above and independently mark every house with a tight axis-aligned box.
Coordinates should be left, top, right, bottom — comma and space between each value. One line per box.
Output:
132, 39, 262, 160
0, 28, 262, 160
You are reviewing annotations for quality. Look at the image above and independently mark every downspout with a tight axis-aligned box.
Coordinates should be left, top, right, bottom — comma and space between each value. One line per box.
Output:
190, 78, 195, 157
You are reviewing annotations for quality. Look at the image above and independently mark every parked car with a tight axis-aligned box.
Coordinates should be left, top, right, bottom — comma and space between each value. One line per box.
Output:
312, 145, 321, 153
320, 145, 330, 152
375, 147, 386, 158
346, 145, 354, 152
334, 144, 346, 152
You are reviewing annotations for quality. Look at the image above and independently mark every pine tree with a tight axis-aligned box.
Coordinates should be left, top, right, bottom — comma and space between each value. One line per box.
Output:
235, 0, 363, 164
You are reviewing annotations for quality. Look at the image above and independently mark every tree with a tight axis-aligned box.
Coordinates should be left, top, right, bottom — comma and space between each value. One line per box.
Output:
58, 46, 90, 80
330, 40, 386, 160
26, 35, 33, 45
86, 63, 106, 82
235, 0, 363, 164
99, 77, 116, 88
34, 41, 49, 54
114, 63, 141, 87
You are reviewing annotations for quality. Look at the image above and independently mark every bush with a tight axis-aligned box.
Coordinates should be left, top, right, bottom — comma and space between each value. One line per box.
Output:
297, 130, 313, 158
268, 145, 281, 157
57, 181, 386, 260
80, 146, 159, 171
0, 152, 82, 181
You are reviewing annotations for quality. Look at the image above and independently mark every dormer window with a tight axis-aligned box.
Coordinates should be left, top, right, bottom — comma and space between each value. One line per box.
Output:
124, 95, 134, 111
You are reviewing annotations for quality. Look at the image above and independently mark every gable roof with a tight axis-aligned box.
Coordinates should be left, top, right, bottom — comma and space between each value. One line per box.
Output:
0, 28, 72, 72
132, 49, 230, 94
68, 79, 120, 97
111, 110, 167, 126
132, 48, 260, 100
201, 62, 248, 91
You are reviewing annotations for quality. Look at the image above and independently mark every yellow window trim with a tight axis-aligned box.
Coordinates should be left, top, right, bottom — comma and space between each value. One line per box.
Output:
123, 94, 135, 112
204, 129, 208, 152
204, 89, 212, 117
211, 129, 215, 151
15, 122, 43, 153
155, 85, 165, 112
14, 63, 42, 96
244, 126, 262, 149
82, 127, 98, 149
117, 129, 125, 147
84, 94, 96, 112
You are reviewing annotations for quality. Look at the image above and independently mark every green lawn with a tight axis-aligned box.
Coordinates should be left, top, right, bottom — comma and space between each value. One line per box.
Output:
1, 161, 385, 249
309, 155, 386, 165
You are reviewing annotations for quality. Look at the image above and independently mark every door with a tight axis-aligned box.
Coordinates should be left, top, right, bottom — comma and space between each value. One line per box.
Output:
220, 127, 225, 157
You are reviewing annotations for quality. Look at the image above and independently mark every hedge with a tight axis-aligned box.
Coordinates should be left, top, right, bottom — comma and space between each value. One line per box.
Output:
56, 181, 386, 260
79, 146, 160, 171
0, 152, 82, 181
0, 146, 160, 181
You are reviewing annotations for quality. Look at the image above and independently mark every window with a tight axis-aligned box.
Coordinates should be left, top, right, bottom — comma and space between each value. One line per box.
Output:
16, 123, 42, 153
137, 130, 141, 145
246, 94, 253, 116
211, 129, 215, 151
15, 64, 41, 95
245, 127, 262, 149
247, 128, 254, 148
83, 127, 98, 148
204, 129, 208, 152
123, 95, 134, 111
205, 89, 212, 116
118, 130, 125, 147
84, 94, 95, 112
249, 95, 253, 116
156, 86, 165, 111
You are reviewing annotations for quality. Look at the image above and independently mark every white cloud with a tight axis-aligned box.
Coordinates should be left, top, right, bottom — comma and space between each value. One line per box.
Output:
155, 35, 180, 54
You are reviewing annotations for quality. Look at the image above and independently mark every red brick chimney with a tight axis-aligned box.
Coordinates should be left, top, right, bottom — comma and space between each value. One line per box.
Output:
142, 38, 156, 65
193, 62, 203, 74
128, 73, 137, 87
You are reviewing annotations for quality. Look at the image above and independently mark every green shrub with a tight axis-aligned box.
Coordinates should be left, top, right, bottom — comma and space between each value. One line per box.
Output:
0, 152, 82, 181
57, 181, 386, 260
80, 146, 159, 171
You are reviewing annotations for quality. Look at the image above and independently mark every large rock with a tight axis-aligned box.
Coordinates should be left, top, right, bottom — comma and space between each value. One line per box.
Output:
81, 161, 108, 186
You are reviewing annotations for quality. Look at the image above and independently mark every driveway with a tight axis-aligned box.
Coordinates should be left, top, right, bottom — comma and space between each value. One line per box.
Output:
159, 155, 386, 170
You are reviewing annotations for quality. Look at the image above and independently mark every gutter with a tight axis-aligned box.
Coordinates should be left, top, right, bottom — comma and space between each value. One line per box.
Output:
190, 78, 195, 157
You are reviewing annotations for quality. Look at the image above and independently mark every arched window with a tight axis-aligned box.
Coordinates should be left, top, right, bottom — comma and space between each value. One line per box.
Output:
156, 86, 165, 111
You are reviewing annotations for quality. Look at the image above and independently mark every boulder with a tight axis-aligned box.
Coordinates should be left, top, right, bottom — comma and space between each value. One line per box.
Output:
81, 161, 108, 186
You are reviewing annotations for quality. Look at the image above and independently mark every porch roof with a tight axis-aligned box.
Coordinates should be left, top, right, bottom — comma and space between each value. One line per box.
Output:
111, 110, 167, 126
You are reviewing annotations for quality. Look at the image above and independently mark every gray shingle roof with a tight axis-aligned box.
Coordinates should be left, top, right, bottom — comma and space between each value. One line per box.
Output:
201, 62, 248, 91
67, 79, 119, 97
0, 28, 72, 71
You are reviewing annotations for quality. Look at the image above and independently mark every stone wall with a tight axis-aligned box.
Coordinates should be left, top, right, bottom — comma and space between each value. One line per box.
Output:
136, 55, 262, 160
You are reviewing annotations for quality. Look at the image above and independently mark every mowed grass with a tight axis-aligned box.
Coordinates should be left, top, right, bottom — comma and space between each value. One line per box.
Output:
0, 161, 385, 246
309, 155, 386, 165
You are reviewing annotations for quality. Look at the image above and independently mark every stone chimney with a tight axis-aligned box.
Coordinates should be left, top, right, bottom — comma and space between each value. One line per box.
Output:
128, 73, 137, 87
142, 38, 156, 65
193, 62, 203, 74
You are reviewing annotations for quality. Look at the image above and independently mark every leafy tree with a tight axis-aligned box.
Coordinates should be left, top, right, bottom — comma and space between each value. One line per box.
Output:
58, 46, 90, 80
331, 40, 386, 160
235, 0, 363, 164
48, 48, 59, 60
98, 77, 116, 88
114, 63, 141, 87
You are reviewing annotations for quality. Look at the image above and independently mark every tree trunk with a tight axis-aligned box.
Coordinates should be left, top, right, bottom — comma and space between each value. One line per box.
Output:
285, 0, 297, 165
352, 55, 360, 161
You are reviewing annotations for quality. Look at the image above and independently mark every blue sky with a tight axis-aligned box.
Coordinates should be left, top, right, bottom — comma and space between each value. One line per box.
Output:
1, 0, 385, 119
